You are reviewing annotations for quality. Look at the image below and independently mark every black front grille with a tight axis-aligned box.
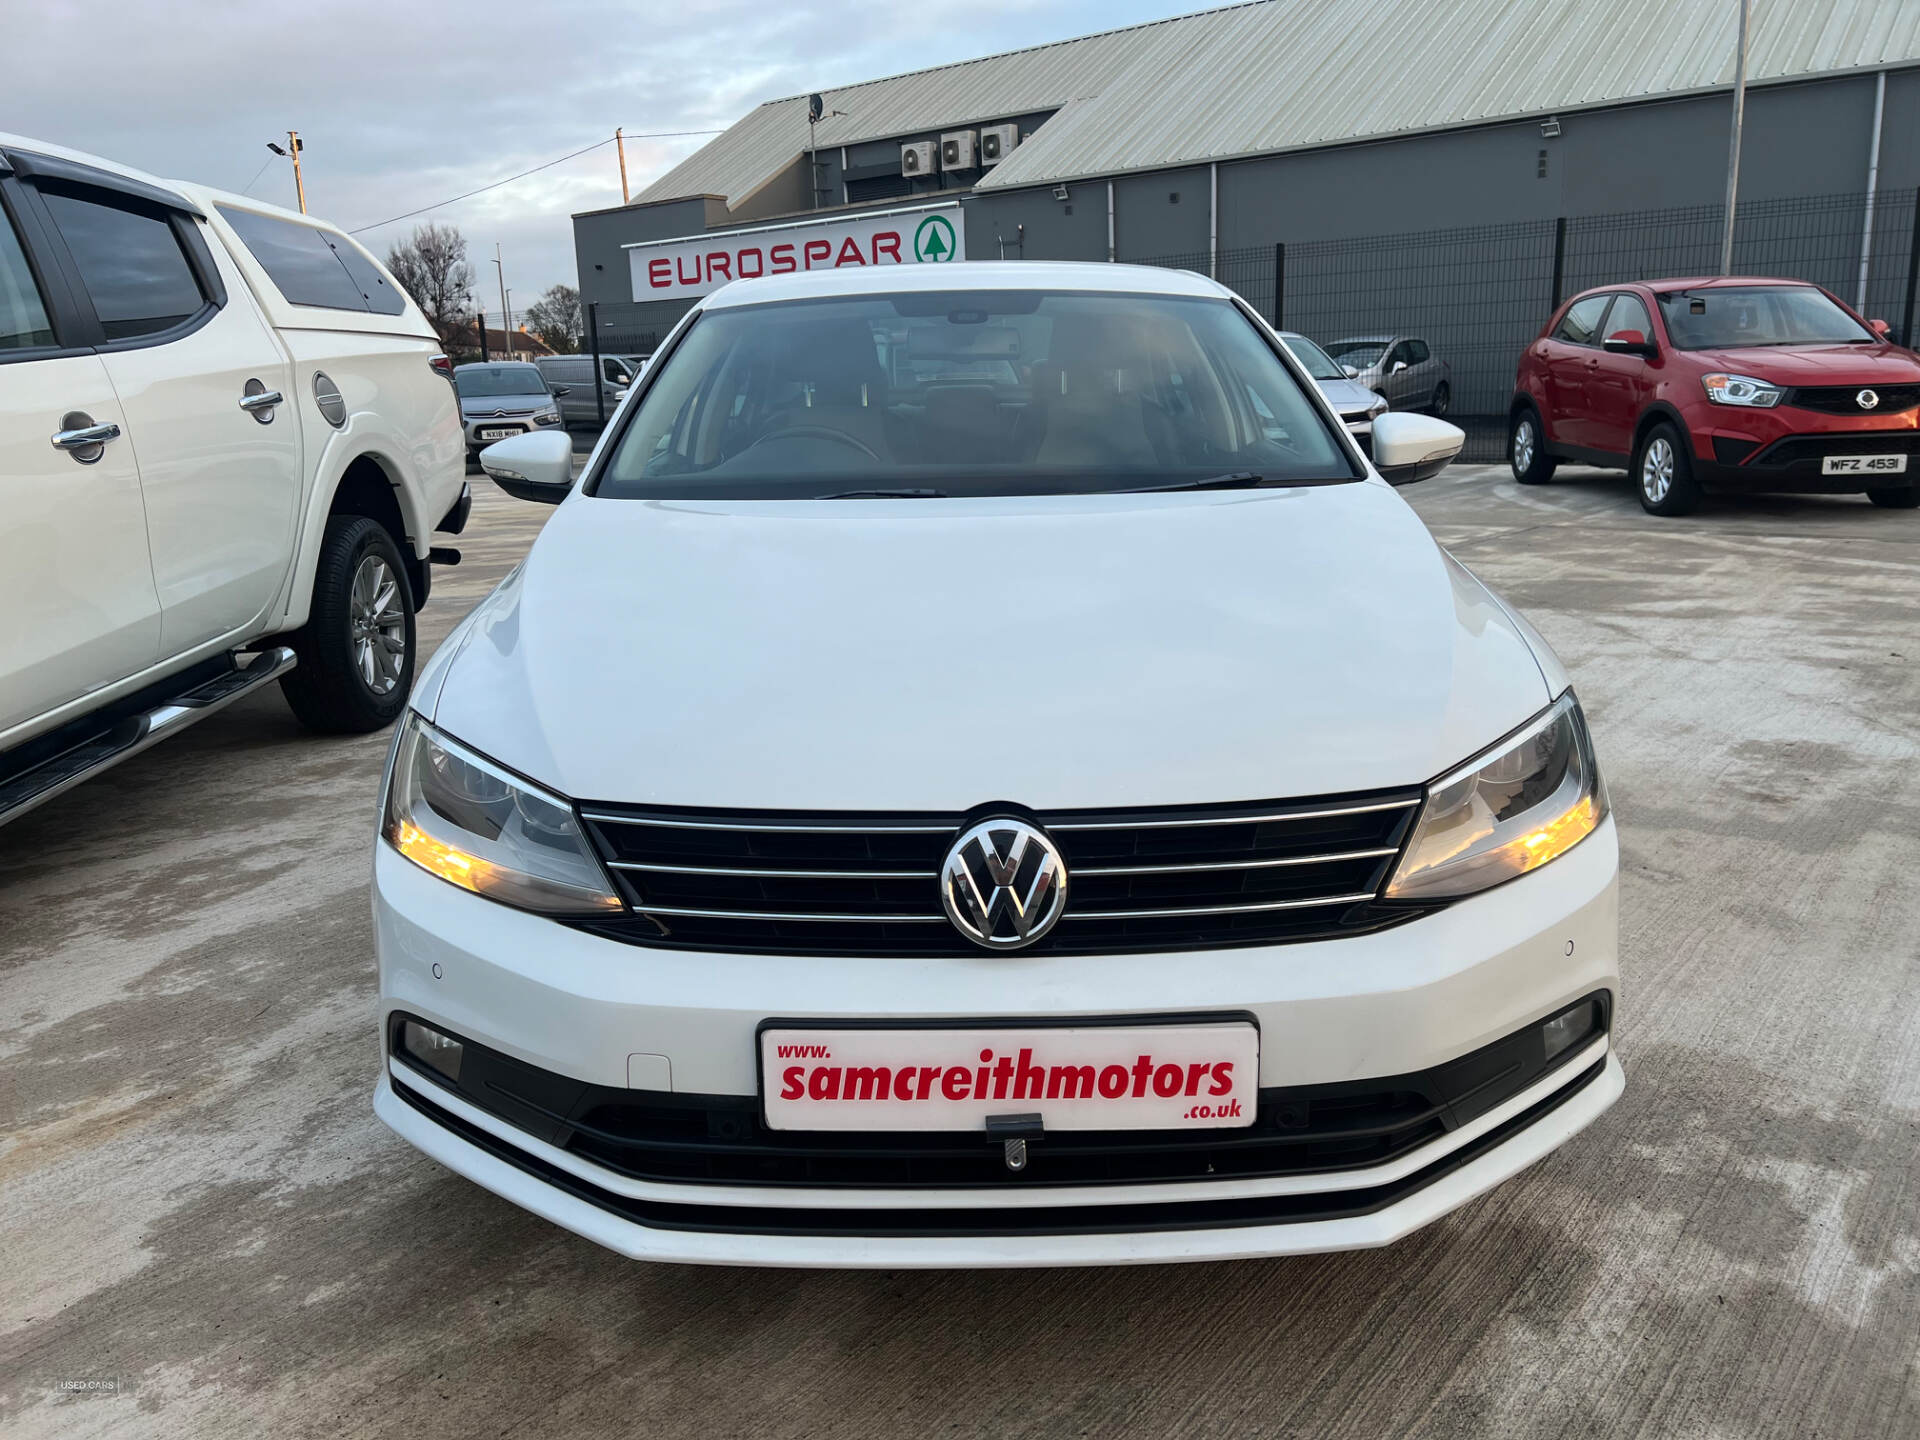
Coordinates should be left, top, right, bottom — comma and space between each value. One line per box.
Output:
575, 791, 1426, 955
1785, 385, 1920, 416
389, 995, 1609, 1199
394, 1062, 1607, 1236
1747, 430, 1920, 469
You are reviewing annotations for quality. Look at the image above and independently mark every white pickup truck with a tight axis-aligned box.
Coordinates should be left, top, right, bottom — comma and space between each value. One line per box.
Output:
0, 134, 466, 825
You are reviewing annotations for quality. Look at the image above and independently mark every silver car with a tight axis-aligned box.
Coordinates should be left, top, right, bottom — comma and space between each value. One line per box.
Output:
453, 362, 565, 460
1326, 335, 1452, 415
535, 354, 638, 428
1279, 332, 1389, 446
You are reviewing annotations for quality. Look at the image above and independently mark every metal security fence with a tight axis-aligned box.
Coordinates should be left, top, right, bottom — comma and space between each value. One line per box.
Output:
1134, 188, 1920, 462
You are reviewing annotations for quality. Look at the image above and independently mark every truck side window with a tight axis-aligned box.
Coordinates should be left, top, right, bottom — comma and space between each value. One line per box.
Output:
218, 205, 364, 311
0, 209, 54, 350
41, 190, 206, 340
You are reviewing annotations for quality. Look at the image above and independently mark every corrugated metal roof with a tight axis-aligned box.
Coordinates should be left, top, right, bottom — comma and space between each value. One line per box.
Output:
638, 0, 1920, 210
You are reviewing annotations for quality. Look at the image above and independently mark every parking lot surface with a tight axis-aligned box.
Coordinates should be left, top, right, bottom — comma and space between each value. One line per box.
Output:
3, 467, 1916, 1438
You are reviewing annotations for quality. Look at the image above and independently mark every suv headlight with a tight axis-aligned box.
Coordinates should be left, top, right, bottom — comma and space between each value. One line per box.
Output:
1701, 373, 1783, 407
1386, 692, 1607, 901
534, 406, 561, 424
382, 713, 622, 916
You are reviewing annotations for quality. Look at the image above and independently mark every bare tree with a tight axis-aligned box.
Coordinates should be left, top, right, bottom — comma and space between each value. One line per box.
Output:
524, 284, 582, 354
385, 223, 475, 350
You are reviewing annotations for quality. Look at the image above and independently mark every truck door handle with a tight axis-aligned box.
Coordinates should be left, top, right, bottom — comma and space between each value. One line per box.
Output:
239, 382, 283, 420
51, 416, 122, 463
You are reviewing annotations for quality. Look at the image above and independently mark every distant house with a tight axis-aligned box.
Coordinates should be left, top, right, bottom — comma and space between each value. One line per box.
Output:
455, 321, 557, 360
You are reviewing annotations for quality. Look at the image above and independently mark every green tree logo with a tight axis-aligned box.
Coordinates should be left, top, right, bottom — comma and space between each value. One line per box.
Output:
913, 215, 957, 263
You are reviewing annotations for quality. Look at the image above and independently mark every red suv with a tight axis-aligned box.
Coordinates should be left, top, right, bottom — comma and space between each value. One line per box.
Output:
1509, 277, 1920, 515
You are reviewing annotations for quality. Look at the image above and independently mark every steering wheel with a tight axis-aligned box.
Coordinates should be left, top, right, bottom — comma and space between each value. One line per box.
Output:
745, 425, 882, 461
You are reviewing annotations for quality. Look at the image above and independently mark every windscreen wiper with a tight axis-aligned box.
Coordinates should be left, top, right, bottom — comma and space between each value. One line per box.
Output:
1118, 471, 1266, 493
817, 487, 950, 499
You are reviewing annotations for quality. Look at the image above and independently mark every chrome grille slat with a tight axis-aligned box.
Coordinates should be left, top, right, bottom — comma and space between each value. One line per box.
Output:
1071, 892, 1382, 920
1046, 798, 1419, 831
628, 904, 947, 923
608, 861, 939, 880
1076, 846, 1400, 876
580, 811, 950, 834
576, 789, 1423, 955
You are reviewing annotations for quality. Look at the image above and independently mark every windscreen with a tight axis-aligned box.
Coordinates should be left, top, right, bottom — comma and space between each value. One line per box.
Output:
1282, 335, 1345, 381
594, 290, 1353, 499
456, 365, 547, 397
1656, 286, 1873, 349
1326, 339, 1388, 367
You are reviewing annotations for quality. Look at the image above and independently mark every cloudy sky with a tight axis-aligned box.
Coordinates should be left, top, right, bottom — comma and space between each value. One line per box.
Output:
12, 0, 1197, 325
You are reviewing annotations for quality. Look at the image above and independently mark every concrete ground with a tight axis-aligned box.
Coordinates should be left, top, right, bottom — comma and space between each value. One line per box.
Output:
3, 465, 1916, 1438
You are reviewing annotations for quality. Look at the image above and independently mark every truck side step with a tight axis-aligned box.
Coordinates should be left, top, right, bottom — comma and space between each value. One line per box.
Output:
0, 646, 296, 828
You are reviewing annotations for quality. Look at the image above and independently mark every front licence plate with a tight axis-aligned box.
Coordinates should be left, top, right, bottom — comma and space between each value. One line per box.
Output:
761, 1022, 1259, 1132
1823, 453, 1907, 474
478, 426, 521, 441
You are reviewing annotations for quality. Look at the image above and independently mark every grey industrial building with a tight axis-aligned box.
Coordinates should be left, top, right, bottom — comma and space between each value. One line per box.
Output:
573, 0, 1920, 402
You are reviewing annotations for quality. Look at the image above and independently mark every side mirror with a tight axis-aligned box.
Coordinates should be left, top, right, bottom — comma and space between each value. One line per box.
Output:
1389, 360, 1408, 374
1371, 411, 1463, 486
1342, 364, 1360, 378
551, 385, 572, 396
1870, 318, 1892, 338
480, 429, 574, 504
1602, 329, 1654, 356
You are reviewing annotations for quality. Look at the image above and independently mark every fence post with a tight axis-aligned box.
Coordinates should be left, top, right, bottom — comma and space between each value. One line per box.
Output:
589, 302, 606, 428
478, 312, 489, 363
1903, 192, 1920, 345
1272, 242, 1285, 328
1549, 216, 1567, 310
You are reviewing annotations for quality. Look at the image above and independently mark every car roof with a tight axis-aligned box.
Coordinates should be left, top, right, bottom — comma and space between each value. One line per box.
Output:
1579, 276, 1818, 297
1330, 334, 1396, 343
699, 260, 1232, 309
454, 361, 542, 371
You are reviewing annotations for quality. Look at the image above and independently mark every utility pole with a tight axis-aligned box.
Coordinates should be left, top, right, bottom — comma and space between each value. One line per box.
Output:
616, 127, 630, 204
493, 245, 513, 360
287, 131, 307, 214
266, 132, 307, 213
1719, 0, 1749, 276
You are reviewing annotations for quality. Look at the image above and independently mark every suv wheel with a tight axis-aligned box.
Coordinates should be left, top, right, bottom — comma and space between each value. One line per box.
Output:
1867, 485, 1920, 509
1510, 408, 1556, 485
280, 515, 416, 733
1634, 422, 1702, 516
1428, 381, 1450, 416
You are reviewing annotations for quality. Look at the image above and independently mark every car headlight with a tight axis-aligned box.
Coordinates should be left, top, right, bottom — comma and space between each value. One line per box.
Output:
1701, 373, 1783, 407
534, 407, 561, 424
1385, 691, 1607, 901
382, 713, 622, 916
1368, 394, 1389, 418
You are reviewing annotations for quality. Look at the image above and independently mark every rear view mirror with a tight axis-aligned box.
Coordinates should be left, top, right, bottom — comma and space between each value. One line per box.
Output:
480, 429, 574, 504
551, 385, 572, 396
1342, 364, 1360, 378
1870, 318, 1892, 338
1602, 329, 1653, 356
1371, 412, 1463, 486
1389, 360, 1408, 374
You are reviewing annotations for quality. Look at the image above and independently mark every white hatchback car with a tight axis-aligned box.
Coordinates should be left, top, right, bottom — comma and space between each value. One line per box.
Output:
376, 262, 1622, 1268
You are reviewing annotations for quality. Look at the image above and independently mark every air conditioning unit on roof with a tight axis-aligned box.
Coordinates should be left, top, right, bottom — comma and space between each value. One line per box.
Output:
979, 124, 1019, 165
940, 130, 978, 171
900, 140, 936, 177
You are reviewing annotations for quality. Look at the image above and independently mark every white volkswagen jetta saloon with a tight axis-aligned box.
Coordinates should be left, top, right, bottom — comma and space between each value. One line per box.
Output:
374, 263, 1622, 1267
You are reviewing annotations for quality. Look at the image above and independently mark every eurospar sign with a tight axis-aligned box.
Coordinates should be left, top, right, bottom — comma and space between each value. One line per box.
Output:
627, 203, 964, 302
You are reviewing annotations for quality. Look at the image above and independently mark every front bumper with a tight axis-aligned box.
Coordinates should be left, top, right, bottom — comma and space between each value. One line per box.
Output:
463, 414, 562, 451
1692, 420, 1920, 493
373, 816, 1622, 1265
